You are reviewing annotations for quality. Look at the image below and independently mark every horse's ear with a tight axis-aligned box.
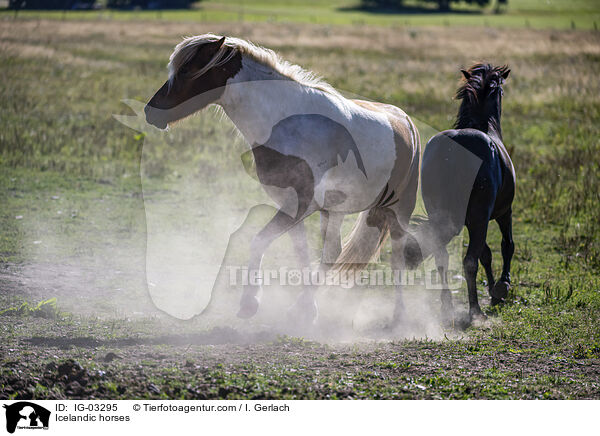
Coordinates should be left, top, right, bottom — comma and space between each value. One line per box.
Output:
212, 36, 226, 51
200, 36, 226, 57
501, 68, 511, 80
461, 69, 471, 80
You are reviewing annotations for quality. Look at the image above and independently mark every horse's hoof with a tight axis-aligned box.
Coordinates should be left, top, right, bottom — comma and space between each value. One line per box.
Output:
491, 281, 509, 300
469, 307, 487, 324
237, 295, 259, 319
491, 296, 504, 306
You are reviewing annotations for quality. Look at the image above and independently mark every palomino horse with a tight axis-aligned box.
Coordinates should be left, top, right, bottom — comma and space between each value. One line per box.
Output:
145, 34, 420, 325
406, 64, 515, 322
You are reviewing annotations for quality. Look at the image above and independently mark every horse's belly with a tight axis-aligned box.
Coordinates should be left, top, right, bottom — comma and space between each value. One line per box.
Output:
313, 154, 391, 213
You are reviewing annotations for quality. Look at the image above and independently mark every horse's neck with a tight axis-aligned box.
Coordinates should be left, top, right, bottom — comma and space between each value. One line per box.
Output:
218, 57, 341, 145
457, 105, 503, 141
487, 118, 503, 143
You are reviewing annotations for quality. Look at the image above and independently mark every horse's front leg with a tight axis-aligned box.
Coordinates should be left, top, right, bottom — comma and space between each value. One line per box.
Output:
237, 209, 299, 319
286, 219, 318, 325
288, 211, 344, 326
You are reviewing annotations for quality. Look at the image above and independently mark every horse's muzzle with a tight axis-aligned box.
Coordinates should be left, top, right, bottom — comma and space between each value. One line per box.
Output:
144, 105, 168, 130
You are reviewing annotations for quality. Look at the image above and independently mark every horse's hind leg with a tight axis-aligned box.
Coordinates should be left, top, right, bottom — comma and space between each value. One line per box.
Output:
434, 246, 454, 322
491, 209, 514, 301
389, 229, 406, 324
237, 209, 300, 319
387, 177, 419, 326
464, 220, 489, 322
387, 208, 413, 325
480, 242, 497, 303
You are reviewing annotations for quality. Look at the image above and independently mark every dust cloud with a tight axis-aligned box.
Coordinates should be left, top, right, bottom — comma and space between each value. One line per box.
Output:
7, 100, 474, 346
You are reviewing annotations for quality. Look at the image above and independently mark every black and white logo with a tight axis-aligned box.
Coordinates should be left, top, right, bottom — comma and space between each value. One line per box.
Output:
3, 402, 50, 434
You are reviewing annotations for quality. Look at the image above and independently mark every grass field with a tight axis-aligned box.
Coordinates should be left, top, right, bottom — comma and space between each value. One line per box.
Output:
1, 6, 599, 399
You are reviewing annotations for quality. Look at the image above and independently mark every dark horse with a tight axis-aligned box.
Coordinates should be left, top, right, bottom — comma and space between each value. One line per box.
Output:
407, 64, 515, 322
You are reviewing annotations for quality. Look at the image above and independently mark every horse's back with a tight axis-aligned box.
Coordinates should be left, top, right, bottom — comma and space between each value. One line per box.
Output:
427, 128, 497, 163
446, 129, 515, 219
351, 99, 420, 210
422, 128, 512, 230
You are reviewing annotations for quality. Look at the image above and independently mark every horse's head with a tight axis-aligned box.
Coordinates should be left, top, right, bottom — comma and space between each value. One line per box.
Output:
456, 64, 510, 133
145, 35, 242, 129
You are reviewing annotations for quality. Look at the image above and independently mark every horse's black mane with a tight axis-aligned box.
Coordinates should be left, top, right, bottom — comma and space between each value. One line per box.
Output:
455, 63, 509, 139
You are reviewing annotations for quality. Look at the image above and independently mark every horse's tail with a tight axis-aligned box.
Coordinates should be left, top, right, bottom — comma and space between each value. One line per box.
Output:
402, 215, 461, 267
332, 208, 390, 274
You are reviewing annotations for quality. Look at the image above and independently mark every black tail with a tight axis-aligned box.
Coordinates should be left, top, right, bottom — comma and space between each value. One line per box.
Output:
403, 215, 460, 268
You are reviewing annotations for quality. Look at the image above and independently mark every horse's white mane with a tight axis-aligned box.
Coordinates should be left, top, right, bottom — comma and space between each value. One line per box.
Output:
168, 33, 340, 96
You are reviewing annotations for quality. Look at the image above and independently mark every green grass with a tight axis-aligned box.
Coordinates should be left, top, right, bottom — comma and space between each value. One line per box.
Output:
2, 0, 600, 30
0, 16, 599, 399
0, 297, 59, 318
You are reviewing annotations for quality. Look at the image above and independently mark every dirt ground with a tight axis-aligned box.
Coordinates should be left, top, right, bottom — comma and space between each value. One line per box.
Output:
2, 262, 599, 400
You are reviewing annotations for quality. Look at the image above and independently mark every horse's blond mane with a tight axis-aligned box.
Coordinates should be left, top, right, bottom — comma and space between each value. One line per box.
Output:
168, 33, 340, 96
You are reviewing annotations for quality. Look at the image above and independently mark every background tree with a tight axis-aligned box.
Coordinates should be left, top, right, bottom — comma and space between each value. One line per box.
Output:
8, 0, 196, 9
106, 0, 194, 8
9, 0, 95, 9
360, 0, 500, 12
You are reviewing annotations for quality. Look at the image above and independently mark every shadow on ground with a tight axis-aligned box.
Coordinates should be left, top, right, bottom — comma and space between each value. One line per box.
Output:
22, 327, 279, 349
